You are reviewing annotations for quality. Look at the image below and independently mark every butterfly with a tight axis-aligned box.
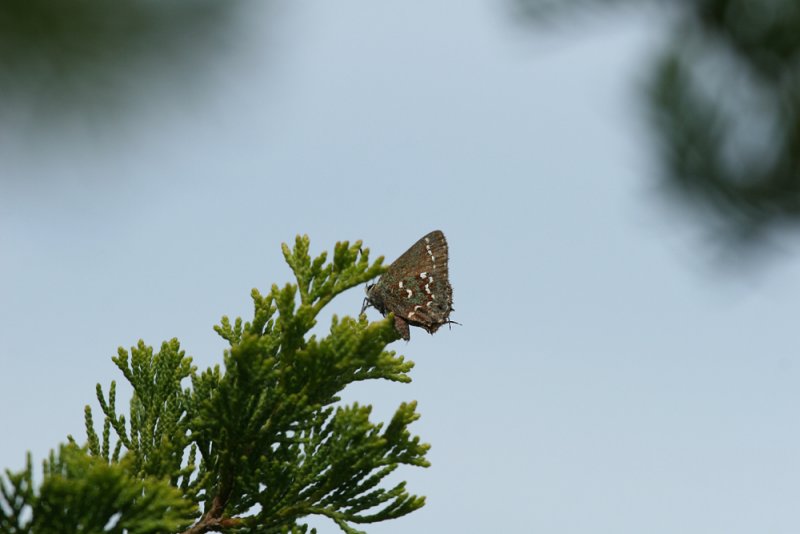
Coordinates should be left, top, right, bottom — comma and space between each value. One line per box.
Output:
361, 230, 455, 341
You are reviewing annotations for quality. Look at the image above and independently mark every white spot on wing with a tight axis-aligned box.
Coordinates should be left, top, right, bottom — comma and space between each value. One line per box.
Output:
420, 272, 427, 279
406, 289, 413, 298
399, 281, 404, 288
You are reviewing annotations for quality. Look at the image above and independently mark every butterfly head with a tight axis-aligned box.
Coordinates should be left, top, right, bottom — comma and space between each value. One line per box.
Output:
360, 281, 383, 315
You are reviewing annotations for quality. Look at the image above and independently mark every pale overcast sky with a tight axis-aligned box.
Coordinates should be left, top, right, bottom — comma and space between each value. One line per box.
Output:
3, 2, 800, 533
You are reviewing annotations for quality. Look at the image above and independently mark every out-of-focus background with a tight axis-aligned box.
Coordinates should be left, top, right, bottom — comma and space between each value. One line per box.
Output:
3, 1, 800, 532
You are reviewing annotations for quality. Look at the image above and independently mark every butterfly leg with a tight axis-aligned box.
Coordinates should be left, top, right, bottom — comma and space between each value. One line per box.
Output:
393, 315, 411, 341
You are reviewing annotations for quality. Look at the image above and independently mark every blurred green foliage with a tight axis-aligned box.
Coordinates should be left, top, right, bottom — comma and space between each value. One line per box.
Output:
515, 0, 800, 242
0, 0, 242, 117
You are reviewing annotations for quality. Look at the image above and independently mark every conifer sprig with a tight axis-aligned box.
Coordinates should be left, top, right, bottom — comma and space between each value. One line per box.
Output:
0, 444, 194, 533
1, 235, 432, 534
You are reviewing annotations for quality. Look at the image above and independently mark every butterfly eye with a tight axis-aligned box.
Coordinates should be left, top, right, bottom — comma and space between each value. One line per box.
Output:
365, 283, 374, 294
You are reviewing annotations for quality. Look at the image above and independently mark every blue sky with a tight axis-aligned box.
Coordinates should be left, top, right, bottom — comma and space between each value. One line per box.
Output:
3, 2, 800, 533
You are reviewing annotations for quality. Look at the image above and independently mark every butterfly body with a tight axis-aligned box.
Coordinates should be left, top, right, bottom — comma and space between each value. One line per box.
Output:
362, 230, 454, 341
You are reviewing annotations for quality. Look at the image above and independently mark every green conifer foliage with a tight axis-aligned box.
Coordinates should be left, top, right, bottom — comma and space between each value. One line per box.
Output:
0, 444, 194, 533
1, 236, 432, 534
